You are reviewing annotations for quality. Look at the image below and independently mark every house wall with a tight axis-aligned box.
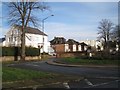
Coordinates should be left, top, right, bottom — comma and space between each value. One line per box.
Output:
69, 44, 80, 52
51, 44, 87, 53
53, 44, 65, 53
65, 44, 69, 52
80, 40, 103, 50
5, 27, 21, 47
25, 33, 48, 52
4, 27, 49, 53
73, 44, 76, 52
78, 45, 82, 51
69, 45, 73, 52
0, 41, 6, 47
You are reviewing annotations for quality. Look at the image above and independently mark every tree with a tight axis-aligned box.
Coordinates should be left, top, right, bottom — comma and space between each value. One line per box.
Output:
97, 19, 114, 49
112, 25, 120, 41
112, 25, 120, 50
7, 1, 49, 61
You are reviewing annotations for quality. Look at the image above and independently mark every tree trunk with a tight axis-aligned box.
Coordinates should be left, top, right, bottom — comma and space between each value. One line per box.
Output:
21, 26, 25, 61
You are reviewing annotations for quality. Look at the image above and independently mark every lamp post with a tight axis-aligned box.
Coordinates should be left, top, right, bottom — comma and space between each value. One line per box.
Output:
42, 14, 54, 54
38, 44, 43, 59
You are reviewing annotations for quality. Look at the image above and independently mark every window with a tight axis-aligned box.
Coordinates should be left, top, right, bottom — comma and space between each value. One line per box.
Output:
14, 37, 16, 41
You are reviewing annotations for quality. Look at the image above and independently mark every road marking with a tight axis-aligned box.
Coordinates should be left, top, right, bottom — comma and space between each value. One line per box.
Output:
93, 80, 119, 87
86, 79, 119, 88
26, 64, 39, 67
63, 82, 70, 89
84, 79, 94, 86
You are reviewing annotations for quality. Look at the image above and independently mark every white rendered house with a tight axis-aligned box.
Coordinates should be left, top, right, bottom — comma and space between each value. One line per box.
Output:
5, 25, 49, 53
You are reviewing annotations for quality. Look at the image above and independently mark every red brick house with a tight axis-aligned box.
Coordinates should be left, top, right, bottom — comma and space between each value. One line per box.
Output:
67, 39, 87, 52
50, 37, 68, 53
50, 37, 88, 53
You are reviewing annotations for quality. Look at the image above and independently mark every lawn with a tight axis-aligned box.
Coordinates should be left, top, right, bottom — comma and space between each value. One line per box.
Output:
2, 66, 57, 82
2, 66, 82, 88
56, 57, 119, 65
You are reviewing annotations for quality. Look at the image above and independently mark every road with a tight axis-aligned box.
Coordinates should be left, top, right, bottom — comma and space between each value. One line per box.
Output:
8, 58, 119, 88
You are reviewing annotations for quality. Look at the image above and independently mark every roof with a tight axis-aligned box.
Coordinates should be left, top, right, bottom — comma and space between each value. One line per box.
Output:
50, 37, 67, 45
67, 39, 80, 45
0, 38, 5, 43
14, 25, 47, 36
50, 37, 88, 46
80, 42, 88, 46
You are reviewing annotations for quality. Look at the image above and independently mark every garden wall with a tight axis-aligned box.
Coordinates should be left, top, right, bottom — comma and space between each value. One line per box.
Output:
56, 51, 88, 58
1, 56, 41, 62
56, 51, 120, 60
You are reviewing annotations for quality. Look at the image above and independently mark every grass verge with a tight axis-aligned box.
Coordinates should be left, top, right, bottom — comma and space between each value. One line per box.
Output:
2, 66, 57, 82
57, 57, 119, 65
2, 66, 83, 88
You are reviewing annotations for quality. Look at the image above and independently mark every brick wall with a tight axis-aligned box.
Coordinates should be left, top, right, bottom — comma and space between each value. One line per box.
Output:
54, 44, 65, 52
56, 52, 87, 58
0, 56, 41, 62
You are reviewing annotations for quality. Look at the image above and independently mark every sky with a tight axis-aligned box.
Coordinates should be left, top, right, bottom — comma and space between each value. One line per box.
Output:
0, 0, 118, 42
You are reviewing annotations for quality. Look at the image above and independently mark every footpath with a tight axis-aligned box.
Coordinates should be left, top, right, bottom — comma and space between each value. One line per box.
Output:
46, 60, 118, 68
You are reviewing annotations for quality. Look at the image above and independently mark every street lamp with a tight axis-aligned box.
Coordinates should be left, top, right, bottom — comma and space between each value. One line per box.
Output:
38, 44, 43, 59
42, 14, 54, 53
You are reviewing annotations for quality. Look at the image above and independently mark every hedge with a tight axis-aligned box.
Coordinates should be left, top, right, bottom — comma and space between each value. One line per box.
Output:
2, 47, 40, 56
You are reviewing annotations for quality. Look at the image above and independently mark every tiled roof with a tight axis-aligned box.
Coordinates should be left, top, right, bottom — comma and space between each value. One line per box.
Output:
80, 42, 88, 46
14, 25, 47, 36
50, 37, 67, 45
0, 38, 5, 42
50, 37, 88, 46
67, 39, 80, 45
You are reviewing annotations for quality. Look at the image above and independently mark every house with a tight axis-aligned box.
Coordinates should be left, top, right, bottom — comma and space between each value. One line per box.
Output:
4, 25, 49, 53
0, 38, 6, 46
67, 39, 87, 52
50, 37, 68, 53
80, 39, 103, 51
50, 37, 88, 53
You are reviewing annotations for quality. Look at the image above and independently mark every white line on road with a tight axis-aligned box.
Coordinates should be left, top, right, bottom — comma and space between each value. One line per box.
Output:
63, 82, 70, 89
93, 80, 119, 87
84, 79, 94, 86
86, 80, 119, 88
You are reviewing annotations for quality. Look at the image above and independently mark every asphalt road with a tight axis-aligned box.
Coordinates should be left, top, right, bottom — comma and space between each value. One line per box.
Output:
9, 59, 119, 78
7, 58, 119, 88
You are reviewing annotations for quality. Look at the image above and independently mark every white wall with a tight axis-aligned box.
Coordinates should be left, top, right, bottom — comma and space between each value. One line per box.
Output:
65, 44, 69, 52
25, 33, 49, 53
78, 45, 82, 51
73, 44, 76, 52
4, 27, 49, 53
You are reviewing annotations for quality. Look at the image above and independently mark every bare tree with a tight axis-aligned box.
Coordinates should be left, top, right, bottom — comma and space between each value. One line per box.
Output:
7, 0, 49, 61
112, 25, 120, 41
97, 19, 114, 49
112, 25, 120, 50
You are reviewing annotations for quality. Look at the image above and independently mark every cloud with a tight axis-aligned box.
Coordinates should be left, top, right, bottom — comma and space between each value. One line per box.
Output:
45, 22, 97, 41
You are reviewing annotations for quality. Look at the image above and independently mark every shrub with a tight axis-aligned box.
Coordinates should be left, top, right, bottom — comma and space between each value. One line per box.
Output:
25, 47, 40, 56
2, 47, 40, 56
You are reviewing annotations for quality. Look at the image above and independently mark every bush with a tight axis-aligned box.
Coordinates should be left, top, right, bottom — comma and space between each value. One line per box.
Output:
25, 47, 40, 56
91, 51, 120, 60
2, 47, 40, 56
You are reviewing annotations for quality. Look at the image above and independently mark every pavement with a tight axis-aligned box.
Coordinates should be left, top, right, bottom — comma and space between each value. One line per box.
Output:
46, 60, 118, 68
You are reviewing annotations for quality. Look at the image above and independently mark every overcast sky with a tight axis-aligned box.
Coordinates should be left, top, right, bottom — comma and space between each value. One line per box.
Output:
0, 1, 118, 42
